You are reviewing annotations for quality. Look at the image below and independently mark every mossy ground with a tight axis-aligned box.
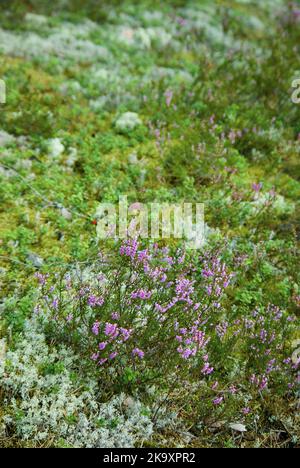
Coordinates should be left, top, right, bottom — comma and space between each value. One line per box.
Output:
0, 0, 299, 448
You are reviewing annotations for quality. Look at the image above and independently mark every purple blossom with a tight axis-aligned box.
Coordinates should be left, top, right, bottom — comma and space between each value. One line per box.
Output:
104, 323, 119, 338
202, 269, 214, 278
88, 295, 104, 307
252, 182, 263, 193
132, 348, 144, 359
92, 321, 100, 336
216, 321, 228, 338
165, 89, 173, 107
213, 396, 224, 405
109, 351, 118, 360
98, 341, 107, 351
131, 289, 152, 300
259, 375, 268, 391
179, 348, 195, 359
120, 238, 139, 259
201, 362, 214, 375
119, 327, 132, 342
35, 272, 48, 285
91, 352, 99, 361
98, 358, 108, 365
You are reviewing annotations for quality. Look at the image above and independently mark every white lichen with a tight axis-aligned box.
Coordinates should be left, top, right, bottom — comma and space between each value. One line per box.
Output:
115, 112, 142, 133
47, 138, 65, 158
0, 321, 153, 448
0, 130, 15, 147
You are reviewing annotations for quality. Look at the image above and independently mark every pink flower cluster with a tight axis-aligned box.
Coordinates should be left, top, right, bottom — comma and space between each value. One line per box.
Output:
88, 295, 104, 307
91, 321, 133, 365
175, 326, 210, 364
201, 256, 233, 300
131, 289, 152, 300
250, 373, 268, 391
34, 237, 298, 408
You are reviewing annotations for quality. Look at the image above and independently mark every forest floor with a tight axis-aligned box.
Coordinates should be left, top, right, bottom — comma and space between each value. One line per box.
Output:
0, 0, 299, 448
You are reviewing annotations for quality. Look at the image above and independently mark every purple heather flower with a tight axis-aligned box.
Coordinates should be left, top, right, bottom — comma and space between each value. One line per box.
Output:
176, 16, 187, 26
176, 278, 194, 301
181, 348, 194, 359
109, 351, 118, 360
165, 89, 173, 107
132, 348, 145, 359
202, 269, 214, 278
160, 273, 167, 283
138, 249, 149, 262
35, 272, 48, 285
111, 311, 120, 320
259, 376, 268, 391
216, 321, 228, 338
92, 321, 100, 336
104, 323, 119, 338
98, 358, 108, 365
120, 238, 139, 259
201, 362, 214, 375
88, 295, 104, 307
119, 327, 132, 342
252, 182, 263, 193
131, 289, 152, 300
213, 396, 224, 405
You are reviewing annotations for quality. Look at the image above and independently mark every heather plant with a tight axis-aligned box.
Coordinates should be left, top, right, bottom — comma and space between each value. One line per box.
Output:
33, 239, 299, 417
34, 240, 232, 391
